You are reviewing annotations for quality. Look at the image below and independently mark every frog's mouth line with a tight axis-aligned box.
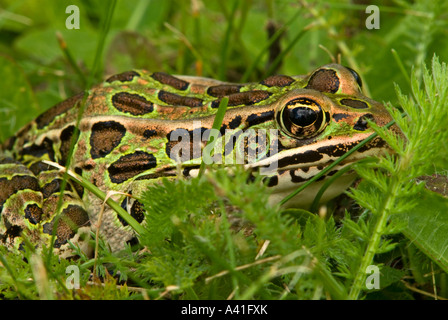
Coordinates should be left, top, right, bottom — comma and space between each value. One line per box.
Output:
146, 131, 386, 182
246, 131, 385, 174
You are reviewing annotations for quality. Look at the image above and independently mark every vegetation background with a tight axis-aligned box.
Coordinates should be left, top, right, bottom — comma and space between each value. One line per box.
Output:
0, 0, 447, 300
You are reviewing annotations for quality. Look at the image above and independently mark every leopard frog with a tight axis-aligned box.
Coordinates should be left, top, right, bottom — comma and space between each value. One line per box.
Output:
0, 64, 393, 256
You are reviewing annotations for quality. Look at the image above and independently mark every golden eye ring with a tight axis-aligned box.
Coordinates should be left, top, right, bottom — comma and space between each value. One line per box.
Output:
277, 97, 329, 139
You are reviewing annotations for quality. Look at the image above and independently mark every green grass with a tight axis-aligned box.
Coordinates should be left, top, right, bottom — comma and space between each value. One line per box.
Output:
1, 0, 448, 300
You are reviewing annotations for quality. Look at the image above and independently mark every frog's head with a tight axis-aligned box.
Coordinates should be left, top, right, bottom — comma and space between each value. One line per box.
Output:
249, 64, 398, 208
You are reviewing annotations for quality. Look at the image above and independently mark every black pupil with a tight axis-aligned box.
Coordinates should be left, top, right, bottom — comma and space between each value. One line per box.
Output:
289, 107, 317, 127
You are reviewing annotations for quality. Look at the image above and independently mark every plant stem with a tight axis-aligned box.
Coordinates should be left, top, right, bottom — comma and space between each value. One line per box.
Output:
348, 178, 400, 299
218, 0, 238, 80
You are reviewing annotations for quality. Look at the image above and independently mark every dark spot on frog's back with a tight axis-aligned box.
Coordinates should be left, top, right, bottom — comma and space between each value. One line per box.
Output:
19, 137, 55, 161
73, 167, 85, 198
119, 198, 145, 226
111, 92, 154, 115
24, 203, 43, 225
151, 72, 189, 91
246, 111, 275, 126
158, 91, 204, 108
28, 161, 51, 175
0, 175, 40, 206
211, 90, 271, 108
36, 92, 84, 130
43, 204, 90, 248
260, 75, 295, 87
59, 125, 78, 166
90, 121, 126, 159
108, 151, 157, 184
4, 225, 22, 239
42, 178, 73, 199
207, 84, 242, 97
143, 129, 157, 139
106, 70, 140, 83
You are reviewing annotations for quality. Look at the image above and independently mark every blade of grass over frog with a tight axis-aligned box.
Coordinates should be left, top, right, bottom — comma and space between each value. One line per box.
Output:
42, 160, 146, 236
391, 49, 411, 87
0, 7, 32, 29
234, 0, 250, 35
164, 22, 212, 77
241, 6, 303, 82
198, 97, 229, 177
47, 0, 118, 261
92, 0, 117, 82
309, 165, 354, 213
126, 0, 150, 31
70, 168, 145, 236
280, 118, 397, 206
192, 1, 202, 74
218, 0, 238, 80
56, 32, 87, 87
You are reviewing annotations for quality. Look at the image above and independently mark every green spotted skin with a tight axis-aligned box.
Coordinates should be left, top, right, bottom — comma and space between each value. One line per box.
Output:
0, 64, 393, 255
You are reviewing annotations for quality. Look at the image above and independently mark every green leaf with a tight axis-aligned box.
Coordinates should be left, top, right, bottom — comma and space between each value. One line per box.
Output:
15, 29, 98, 67
396, 188, 448, 272
0, 55, 39, 141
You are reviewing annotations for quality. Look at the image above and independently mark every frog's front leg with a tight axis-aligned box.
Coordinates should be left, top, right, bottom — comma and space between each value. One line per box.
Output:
0, 157, 91, 257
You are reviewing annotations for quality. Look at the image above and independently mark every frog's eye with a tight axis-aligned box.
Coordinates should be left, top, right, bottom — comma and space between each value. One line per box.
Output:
306, 67, 340, 94
306, 64, 362, 95
277, 97, 330, 139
